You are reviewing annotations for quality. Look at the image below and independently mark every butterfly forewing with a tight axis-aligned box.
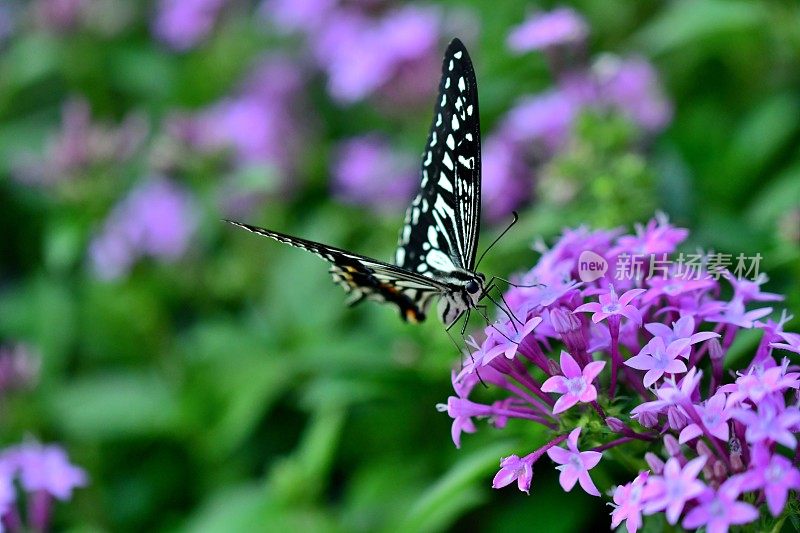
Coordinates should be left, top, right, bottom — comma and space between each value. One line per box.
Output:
396, 38, 481, 276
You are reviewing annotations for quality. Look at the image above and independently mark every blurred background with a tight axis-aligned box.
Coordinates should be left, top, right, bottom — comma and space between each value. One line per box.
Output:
0, 0, 798, 530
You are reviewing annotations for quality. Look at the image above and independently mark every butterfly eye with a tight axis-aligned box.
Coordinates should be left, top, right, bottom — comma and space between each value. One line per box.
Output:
466, 280, 480, 294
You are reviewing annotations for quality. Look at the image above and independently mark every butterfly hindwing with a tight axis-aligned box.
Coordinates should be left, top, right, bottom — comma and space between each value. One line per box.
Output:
225, 221, 443, 322
396, 38, 481, 277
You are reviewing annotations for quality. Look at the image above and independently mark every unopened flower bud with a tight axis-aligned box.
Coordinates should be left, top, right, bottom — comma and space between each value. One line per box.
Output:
636, 410, 659, 429
664, 435, 681, 457
696, 440, 714, 460
645, 452, 664, 474
606, 417, 627, 433
550, 307, 587, 354
667, 406, 687, 431
708, 338, 724, 361
548, 358, 562, 376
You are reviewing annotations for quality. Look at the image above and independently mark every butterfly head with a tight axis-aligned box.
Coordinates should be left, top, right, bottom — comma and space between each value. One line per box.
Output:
464, 272, 486, 306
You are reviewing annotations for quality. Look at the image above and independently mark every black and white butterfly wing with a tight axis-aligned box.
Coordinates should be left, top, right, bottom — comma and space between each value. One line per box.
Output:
226, 221, 444, 323
396, 38, 481, 276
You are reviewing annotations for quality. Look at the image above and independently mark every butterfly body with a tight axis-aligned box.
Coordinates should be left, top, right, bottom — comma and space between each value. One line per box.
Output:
227, 38, 486, 328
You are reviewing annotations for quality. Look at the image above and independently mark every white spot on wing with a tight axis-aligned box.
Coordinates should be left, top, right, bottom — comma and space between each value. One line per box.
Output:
467, 105, 473, 116
430, 132, 437, 147
442, 152, 453, 170
395, 248, 405, 266
427, 225, 439, 247
438, 171, 453, 192
446, 134, 455, 150
453, 50, 463, 59
448, 60, 454, 71
458, 77, 466, 92
426, 249, 456, 273
451, 115, 459, 130
465, 133, 473, 141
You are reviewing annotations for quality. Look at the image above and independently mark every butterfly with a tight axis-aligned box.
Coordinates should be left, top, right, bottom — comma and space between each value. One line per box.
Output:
227, 38, 489, 328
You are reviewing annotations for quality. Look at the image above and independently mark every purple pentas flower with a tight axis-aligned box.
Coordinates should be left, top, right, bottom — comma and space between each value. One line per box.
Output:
741, 444, 800, 516
441, 215, 800, 529
89, 178, 197, 280
153, 0, 226, 51
642, 456, 706, 524
575, 286, 645, 326
542, 351, 604, 414
507, 7, 588, 53
678, 392, 732, 443
260, 0, 336, 35
771, 330, 800, 354
546, 427, 602, 496
707, 297, 773, 328
732, 402, 800, 449
331, 135, 417, 212
492, 455, 534, 494
682, 477, 758, 532
610, 472, 648, 533
625, 337, 689, 387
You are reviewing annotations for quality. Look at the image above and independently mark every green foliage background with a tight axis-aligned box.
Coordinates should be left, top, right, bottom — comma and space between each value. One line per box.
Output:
0, 0, 798, 531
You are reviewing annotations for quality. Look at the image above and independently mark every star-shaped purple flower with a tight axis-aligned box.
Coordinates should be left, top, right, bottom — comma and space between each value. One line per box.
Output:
771, 331, 800, 354
574, 286, 645, 326
625, 336, 690, 387
741, 444, 800, 516
678, 392, 732, 443
546, 427, 603, 496
644, 315, 720, 346
706, 297, 773, 329
610, 471, 648, 533
492, 454, 534, 494
506, 8, 588, 53
732, 402, 800, 449
642, 456, 707, 524
481, 316, 544, 364
682, 477, 758, 532
541, 351, 606, 414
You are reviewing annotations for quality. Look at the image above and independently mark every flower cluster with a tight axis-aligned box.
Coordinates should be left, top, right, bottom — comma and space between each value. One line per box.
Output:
0, 441, 86, 531
89, 177, 197, 280
442, 214, 800, 532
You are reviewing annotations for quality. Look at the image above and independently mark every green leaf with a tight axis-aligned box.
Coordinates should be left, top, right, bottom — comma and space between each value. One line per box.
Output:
393, 442, 512, 533
47, 372, 180, 439
636, 0, 767, 55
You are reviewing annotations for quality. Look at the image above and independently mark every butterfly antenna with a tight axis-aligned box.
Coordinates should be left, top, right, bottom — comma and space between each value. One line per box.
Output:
475, 212, 519, 270
492, 275, 543, 289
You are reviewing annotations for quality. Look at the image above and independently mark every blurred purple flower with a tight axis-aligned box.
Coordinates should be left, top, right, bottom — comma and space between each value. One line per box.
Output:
14, 443, 86, 501
593, 55, 672, 132
33, 0, 87, 32
260, 0, 337, 34
331, 135, 417, 211
480, 134, 531, 221
13, 98, 147, 187
168, 55, 304, 172
507, 7, 588, 53
311, 5, 441, 103
500, 91, 580, 153
741, 444, 800, 516
0, 344, 40, 395
153, 0, 226, 51
89, 178, 197, 279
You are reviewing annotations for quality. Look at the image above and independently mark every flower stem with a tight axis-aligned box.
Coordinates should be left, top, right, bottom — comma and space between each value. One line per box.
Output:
525, 433, 570, 463
608, 317, 621, 399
